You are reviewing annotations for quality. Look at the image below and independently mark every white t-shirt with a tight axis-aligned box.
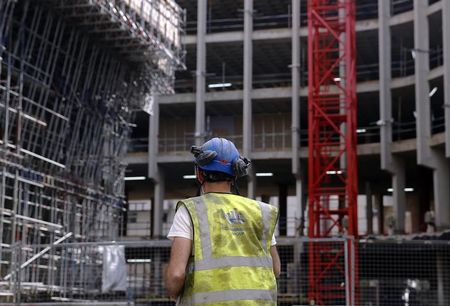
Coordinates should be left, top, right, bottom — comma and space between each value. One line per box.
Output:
167, 205, 277, 246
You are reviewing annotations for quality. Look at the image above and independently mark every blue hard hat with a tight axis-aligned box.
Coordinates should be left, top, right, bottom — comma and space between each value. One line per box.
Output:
191, 137, 240, 176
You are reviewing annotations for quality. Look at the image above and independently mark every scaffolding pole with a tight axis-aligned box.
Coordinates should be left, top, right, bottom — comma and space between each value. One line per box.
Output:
0, 0, 185, 301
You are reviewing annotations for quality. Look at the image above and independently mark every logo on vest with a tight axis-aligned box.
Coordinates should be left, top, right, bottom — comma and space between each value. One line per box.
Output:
219, 209, 248, 236
225, 209, 246, 225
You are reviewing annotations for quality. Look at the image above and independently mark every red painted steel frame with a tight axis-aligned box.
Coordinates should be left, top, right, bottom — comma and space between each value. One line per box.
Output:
307, 0, 358, 305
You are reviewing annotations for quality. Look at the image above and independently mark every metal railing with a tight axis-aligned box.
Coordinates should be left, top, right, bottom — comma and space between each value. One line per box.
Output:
158, 135, 195, 153
185, 1, 383, 34
356, 2, 378, 20
393, 121, 417, 141
432, 116, 445, 134
253, 132, 292, 151
175, 47, 444, 93
391, 0, 414, 15
128, 137, 149, 153
129, 116, 448, 154
430, 46, 444, 70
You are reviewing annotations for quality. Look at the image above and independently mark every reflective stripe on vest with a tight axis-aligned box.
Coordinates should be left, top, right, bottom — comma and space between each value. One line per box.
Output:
193, 289, 277, 304
257, 201, 272, 251
194, 255, 273, 271
177, 193, 278, 306
193, 196, 212, 259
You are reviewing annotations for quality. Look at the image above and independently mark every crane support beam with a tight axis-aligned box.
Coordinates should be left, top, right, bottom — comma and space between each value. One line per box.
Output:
307, 0, 359, 305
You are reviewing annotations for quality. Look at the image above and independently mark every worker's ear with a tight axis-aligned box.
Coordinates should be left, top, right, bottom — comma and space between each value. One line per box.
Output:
195, 167, 204, 184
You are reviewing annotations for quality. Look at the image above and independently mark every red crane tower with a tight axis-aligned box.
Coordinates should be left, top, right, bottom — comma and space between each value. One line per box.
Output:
307, 0, 358, 305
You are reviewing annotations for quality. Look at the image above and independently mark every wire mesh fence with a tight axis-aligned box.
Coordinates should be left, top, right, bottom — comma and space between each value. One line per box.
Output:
359, 239, 450, 306
1, 240, 172, 305
0, 238, 449, 305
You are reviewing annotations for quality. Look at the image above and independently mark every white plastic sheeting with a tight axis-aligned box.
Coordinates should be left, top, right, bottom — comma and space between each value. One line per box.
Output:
101, 245, 128, 292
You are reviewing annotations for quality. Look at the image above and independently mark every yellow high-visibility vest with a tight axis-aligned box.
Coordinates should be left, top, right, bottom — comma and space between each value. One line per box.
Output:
176, 192, 279, 306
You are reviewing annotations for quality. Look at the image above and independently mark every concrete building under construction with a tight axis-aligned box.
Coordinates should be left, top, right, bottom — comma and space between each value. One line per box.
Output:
126, 0, 450, 239
122, 1, 450, 304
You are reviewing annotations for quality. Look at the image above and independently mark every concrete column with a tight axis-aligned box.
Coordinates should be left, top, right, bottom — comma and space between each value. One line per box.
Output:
278, 184, 288, 236
243, 0, 253, 157
148, 94, 159, 179
437, 252, 450, 306
414, 0, 433, 166
195, 0, 207, 146
154, 251, 162, 296
392, 162, 406, 233
433, 154, 450, 229
152, 169, 164, 238
247, 166, 256, 199
443, 0, 450, 156
292, 239, 302, 296
365, 182, 373, 235
295, 178, 305, 236
414, 0, 450, 230
378, 0, 406, 232
291, 0, 301, 177
291, 0, 304, 236
243, 0, 253, 194
374, 193, 384, 235
378, 0, 393, 170
418, 174, 432, 230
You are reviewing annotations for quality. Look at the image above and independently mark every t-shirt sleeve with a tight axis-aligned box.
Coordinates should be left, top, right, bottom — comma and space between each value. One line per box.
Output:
271, 233, 277, 246
167, 205, 193, 240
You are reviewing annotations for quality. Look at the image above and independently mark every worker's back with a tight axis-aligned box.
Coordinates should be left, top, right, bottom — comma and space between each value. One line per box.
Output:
176, 192, 278, 305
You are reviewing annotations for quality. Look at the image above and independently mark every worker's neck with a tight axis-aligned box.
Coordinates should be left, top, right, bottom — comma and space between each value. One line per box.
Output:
202, 181, 232, 194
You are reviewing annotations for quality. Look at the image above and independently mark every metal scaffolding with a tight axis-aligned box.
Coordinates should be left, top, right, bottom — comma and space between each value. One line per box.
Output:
0, 0, 184, 301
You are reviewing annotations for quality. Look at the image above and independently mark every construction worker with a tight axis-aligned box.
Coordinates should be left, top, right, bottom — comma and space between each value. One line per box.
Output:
165, 137, 280, 305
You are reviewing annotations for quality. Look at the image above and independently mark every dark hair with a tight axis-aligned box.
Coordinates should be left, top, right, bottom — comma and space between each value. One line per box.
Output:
201, 170, 234, 182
